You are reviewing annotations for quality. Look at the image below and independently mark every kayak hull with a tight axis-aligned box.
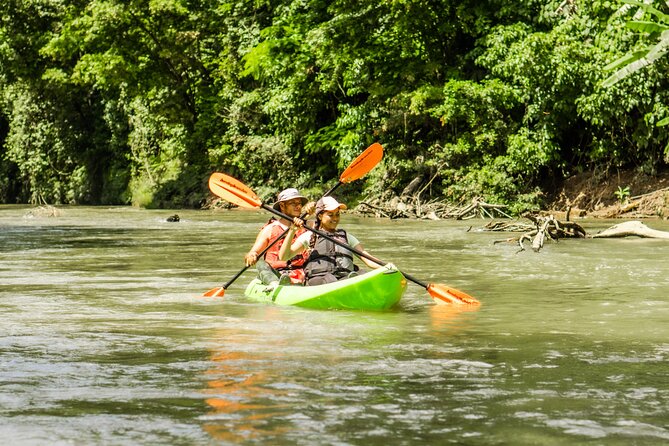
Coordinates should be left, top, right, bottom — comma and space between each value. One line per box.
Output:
244, 264, 407, 310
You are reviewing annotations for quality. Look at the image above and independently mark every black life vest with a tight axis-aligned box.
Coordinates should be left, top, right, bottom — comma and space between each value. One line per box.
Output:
304, 229, 356, 280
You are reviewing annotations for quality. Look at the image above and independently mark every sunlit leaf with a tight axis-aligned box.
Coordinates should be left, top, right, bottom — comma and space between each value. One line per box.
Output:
626, 21, 669, 34
622, 0, 669, 24
603, 48, 649, 72
602, 31, 669, 87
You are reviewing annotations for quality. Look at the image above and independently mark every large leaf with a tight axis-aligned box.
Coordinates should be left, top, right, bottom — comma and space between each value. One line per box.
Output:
603, 48, 650, 72
603, 30, 669, 87
626, 20, 669, 34
622, 0, 669, 24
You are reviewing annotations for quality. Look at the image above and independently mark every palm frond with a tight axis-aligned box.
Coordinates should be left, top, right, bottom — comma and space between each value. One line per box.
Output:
626, 20, 669, 33
603, 30, 669, 87
623, 0, 669, 23
603, 48, 651, 71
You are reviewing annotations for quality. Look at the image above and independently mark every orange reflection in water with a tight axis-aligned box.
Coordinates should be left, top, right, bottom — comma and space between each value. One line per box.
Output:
428, 302, 481, 332
201, 330, 292, 442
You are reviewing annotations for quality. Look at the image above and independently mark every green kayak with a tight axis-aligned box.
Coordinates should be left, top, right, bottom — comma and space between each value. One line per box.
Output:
244, 264, 407, 310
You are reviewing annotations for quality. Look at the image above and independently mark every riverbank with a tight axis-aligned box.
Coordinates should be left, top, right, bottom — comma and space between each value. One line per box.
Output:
204, 167, 669, 220
349, 167, 669, 221
546, 167, 669, 219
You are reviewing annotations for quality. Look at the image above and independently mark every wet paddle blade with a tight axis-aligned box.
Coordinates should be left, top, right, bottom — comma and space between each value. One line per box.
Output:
202, 287, 226, 297
427, 283, 480, 306
339, 143, 383, 183
208, 172, 262, 208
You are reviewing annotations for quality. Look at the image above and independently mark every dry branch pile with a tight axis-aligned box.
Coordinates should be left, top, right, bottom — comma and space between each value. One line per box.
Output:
355, 196, 512, 220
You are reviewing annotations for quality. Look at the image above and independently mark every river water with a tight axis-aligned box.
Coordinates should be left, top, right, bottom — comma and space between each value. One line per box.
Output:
1, 205, 667, 445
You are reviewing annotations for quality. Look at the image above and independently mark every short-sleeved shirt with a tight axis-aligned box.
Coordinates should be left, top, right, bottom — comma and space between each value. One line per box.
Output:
293, 231, 360, 251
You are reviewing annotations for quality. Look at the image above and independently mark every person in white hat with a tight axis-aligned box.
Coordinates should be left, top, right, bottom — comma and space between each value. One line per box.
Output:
244, 188, 314, 286
278, 196, 381, 286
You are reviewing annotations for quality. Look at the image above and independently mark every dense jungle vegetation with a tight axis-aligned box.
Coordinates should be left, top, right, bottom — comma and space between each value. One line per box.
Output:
1, 0, 668, 212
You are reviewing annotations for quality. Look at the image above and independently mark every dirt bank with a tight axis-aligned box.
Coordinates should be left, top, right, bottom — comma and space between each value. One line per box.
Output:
546, 167, 669, 219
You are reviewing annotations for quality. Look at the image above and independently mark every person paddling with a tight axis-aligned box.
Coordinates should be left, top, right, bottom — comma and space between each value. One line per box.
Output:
244, 188, 314, 286
279, 196, 381, 286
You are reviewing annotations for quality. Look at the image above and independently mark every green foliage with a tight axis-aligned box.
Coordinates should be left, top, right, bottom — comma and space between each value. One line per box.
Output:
602, 3, 669, 85
0, 0, 668, 213
123, 91, 189, 206
614, 185, 631, 203
594, 0, 669, 165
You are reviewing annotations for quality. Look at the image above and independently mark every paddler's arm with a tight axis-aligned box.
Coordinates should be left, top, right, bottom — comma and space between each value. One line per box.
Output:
244, 225, 272, 266
278, 219, 306, 261
353, 243, 383, 269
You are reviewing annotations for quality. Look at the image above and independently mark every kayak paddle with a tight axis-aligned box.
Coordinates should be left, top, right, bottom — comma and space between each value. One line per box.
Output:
202, 142, 384, 297
208, 173, 481, 306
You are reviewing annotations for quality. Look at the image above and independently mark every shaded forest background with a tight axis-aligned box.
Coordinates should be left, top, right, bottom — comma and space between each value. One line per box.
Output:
1, 0, 668, 213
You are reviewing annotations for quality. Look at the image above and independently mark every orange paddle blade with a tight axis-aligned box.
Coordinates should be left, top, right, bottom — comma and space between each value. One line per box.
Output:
202, 287, 226, 297
208, 173, 262, 208
339, 143, 383, 183
427, 283, 480, 306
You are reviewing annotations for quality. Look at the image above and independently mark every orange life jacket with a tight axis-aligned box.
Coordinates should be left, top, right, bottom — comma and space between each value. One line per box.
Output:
262, 220, 308, 271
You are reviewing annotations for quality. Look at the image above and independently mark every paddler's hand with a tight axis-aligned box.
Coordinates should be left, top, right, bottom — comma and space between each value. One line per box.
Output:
302, 201, 316, 218
291, 217, 306, 228
244, 251, 258, 266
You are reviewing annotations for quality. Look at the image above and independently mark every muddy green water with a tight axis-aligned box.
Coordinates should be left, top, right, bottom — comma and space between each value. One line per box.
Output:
1, 205, 667, 445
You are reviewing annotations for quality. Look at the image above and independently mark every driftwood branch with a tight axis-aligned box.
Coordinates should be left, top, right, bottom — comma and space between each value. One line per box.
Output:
592, 221, 669, 239
487, 216, 669, 254
485, 221, 534, 232
356, 201, 391, 219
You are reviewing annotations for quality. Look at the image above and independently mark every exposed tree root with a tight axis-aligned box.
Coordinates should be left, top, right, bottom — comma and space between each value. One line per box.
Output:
486, 214, 586, 252
485, 215, 669, 253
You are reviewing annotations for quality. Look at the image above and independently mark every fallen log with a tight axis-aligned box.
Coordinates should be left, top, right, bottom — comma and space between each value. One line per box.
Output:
603, 200, 639, 218
592, 221, 669, 239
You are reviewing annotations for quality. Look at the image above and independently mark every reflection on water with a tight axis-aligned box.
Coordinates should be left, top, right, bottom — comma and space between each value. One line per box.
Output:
428, 302, 481, 333
202, 325, 292, 443
0, 206, 668, 445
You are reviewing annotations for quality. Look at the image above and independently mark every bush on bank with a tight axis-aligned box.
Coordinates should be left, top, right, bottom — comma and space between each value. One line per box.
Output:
0, 1, 667, 213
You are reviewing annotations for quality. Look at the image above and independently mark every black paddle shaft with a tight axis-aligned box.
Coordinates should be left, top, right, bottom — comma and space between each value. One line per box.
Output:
262, 204, 429, 289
